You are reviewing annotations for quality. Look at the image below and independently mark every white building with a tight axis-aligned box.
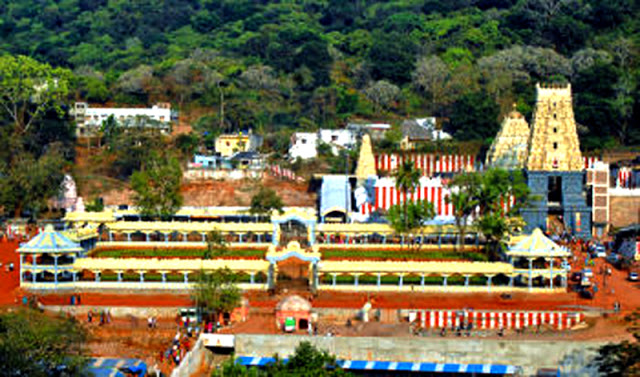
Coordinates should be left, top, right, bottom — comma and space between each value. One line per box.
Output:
289, 132, 319, 160
289, 129, 357, 161
72, 102, 172, 137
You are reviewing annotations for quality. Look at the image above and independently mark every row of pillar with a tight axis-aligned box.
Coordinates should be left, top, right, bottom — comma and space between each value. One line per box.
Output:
320, 234, 481, 246
108, 232, 270, 243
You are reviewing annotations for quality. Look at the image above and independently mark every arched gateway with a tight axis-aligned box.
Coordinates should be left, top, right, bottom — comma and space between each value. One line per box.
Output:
265, 242, 321, 293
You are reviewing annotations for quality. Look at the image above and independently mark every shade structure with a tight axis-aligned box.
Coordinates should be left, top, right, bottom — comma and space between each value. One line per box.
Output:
17, 225, 83, 254
506, 228, 570, 258
235, 357, 519, 375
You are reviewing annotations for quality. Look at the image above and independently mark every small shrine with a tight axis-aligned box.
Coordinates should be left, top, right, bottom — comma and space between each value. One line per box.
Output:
275, 295, 312, 332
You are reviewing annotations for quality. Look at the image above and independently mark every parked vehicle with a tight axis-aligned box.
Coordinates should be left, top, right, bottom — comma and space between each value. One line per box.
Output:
629, 271, 639, 281
595, 245, 607, 258
582, 268, 593, 278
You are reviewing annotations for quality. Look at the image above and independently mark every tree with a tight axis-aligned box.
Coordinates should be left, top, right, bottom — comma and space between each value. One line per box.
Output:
249, 186, 284, 219
387, 200, 436, 250
130, 154, 183, 219
447, 91, 500, 141
0, 55, 71, 135
214, 341, 350, 376
412, 56, 450, 112
0, 144, 66, 218
474, 169, 529, 259
193, 268, 241, 323
205, 230, 229, 259
590, 310, 640, 376
447, 173, 480, 251
362, 80, 400, 113
368, 31, 416, 84
0, 308, 88, 377
392, 159, 423, 248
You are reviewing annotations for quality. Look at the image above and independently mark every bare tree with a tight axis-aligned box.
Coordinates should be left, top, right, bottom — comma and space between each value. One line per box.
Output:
362, 80, 400, 113
412, 55, 450, 111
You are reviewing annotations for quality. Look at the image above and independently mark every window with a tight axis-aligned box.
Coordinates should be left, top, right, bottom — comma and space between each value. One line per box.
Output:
553, 142, 558, 149
553, 128, 557, 133
301, 139, 306, 144
331, 135, 338, 142
553, 113, 556, 119
226, 142, 230, 147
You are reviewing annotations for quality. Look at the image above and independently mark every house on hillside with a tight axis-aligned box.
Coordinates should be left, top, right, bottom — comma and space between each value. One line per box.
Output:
400, 118, 451, 150
346, 123, 391, 141
289, 132, 319, 160
215, 131, 263, 158
289, 129, 357, 161
71, 102, 173, 137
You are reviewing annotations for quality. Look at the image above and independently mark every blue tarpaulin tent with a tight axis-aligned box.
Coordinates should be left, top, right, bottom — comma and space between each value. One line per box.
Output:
87, 358, 147, 377
235, 356, 519, 375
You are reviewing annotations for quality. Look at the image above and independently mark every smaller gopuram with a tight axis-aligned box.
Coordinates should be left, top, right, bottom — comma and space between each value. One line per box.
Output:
486, 105, 530, 170
522, 83, 591, 238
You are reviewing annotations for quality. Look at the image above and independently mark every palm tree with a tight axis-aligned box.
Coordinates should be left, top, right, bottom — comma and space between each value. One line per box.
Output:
447, 190, 478, 252
394, 159, 421, 246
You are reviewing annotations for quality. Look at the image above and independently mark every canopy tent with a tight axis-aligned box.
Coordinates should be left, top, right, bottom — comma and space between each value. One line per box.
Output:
17, 225, 83, 254
235, 357, 519, 375
505, 228, 570, 258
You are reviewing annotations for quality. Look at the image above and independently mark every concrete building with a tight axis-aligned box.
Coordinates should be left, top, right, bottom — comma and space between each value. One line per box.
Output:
319, 129, 357, 155
289, 129, 356, 161
215, 131, 263, 158
289, 132, 319, 160
72, 102, 172, 137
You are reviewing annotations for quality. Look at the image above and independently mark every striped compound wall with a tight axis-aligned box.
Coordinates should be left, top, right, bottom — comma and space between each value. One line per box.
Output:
415, 310, 584, 330
375, 154, 475, 174
372, 177, 516, 215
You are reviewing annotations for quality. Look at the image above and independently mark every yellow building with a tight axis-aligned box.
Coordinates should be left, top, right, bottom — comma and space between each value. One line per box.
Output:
215, 132, 263, 157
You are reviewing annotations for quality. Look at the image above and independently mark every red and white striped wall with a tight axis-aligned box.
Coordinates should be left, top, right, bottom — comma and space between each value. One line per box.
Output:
617, 167, 633, 188
583, 156, 601, 170
375, 154, 475, 174
374, 177, 454, 216
359, 202, 374, 216
416, 310, 584, 331
373, 177, 515, 216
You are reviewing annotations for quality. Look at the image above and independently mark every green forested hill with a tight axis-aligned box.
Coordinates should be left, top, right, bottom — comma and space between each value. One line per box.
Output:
1, 0, 639, 148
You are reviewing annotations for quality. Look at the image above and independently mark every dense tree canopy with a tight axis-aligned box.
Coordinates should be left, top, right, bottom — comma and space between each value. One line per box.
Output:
0, 0, 636, 150
0, 308, 88, 377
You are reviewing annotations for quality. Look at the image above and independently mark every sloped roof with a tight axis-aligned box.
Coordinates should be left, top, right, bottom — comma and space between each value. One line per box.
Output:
401, 119, 432, 140
18, 225, 83, 254
506, 228, 570, 257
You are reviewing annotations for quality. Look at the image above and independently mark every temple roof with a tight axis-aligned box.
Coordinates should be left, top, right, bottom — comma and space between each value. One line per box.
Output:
18, 225, 83, 254
505, 228, 570, 257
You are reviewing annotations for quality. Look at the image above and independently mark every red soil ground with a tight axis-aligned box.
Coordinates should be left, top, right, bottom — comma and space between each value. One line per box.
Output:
3, 238, 640, 376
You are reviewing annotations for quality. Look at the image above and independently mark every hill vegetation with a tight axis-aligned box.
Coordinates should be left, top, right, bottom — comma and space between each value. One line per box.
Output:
0, 0, 638, 151
0, 0, 639, 218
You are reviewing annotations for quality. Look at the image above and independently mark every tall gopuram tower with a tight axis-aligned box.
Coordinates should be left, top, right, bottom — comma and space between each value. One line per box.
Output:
486, 105, 530, 170
521, 83, 591, 238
